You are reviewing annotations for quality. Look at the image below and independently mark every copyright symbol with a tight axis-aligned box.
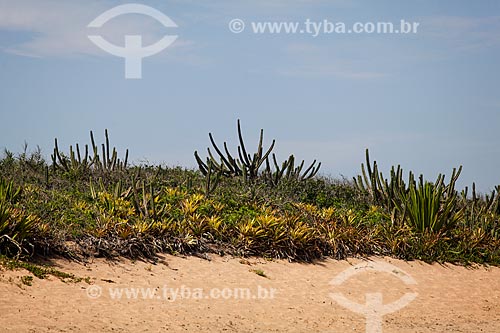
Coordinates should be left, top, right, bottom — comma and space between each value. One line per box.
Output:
86, 285, 102, 299
229, 19, 245, 33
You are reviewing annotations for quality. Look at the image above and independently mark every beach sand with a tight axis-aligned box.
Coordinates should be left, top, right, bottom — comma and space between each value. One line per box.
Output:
1, 255, 500, 332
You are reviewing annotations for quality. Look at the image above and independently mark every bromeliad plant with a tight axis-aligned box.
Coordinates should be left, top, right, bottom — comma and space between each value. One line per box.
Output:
0, 177, 22, 204
0, 177, 38, 257
394, 170, 464, 233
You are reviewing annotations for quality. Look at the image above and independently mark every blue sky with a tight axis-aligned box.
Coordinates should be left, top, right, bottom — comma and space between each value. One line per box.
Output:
0, 0, 499, 192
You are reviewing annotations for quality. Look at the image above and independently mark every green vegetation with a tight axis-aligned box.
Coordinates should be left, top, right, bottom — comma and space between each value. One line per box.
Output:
0, 122, 499, 266
250, 269, 268, 278
0, 255, 87, 283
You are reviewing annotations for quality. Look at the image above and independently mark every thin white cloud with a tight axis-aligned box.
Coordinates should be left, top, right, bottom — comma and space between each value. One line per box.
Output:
0, 0, 193, 59
0, 0, 103, 56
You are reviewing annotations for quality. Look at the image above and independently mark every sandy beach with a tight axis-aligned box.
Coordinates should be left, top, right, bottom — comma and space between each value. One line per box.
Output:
1, 255, 500, 332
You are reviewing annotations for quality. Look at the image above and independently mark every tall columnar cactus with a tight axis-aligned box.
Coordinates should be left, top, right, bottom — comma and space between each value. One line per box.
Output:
473, 183, 500, 215
51, 129, 129, 174
264, 154, 289, 186
203, 159, 223, 196
353, 149, 405, 210
195, 120, 321, 184
461, 183, 500, 226
282, 154, 321, 181
195, 119, 275, 181
263, 153, 321, 186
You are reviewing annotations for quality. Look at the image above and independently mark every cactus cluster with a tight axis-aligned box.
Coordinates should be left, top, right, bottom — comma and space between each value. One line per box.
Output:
354, 149, 464, 232
51, 129, 128, 174
353, 149, 406, 210
194, 120, 320, 186
263, 153, 321, 186
202, 160, 223, 197
462, 183, 500, 227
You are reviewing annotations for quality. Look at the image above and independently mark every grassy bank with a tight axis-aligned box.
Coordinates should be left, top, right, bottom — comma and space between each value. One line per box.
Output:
1, 126, 499, 265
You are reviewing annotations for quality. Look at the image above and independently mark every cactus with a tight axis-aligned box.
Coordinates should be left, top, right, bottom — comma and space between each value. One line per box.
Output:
263, 153, 321, 186
264, 154, 289, 186
195, 119, 275, 181
195, 120, 321, 185
353, 149, 405, 210
354, 149, 465, 232
461, 183, 500, 226
203, 159, 222, 196
51, 129, 129, 174
282, 154, 321, 181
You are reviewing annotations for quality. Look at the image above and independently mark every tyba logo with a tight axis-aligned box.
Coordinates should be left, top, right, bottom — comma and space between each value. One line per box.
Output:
88, 4, 178, 79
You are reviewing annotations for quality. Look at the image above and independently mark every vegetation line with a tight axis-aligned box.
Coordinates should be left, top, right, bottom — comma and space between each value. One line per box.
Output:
1, 122, 499, 265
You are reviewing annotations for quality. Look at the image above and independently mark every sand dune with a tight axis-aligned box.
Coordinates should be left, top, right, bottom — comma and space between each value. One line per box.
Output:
1, 255, 500, 332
